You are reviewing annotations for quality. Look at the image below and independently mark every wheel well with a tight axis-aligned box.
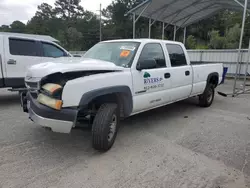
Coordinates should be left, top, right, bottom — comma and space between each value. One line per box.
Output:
88, 92, 129, 118
78, 86, 133, 119
208, 74, 219, 88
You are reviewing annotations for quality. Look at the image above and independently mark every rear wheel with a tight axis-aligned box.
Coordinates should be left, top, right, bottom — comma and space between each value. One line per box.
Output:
199, 84, 215, 107
92, 103, 119, 151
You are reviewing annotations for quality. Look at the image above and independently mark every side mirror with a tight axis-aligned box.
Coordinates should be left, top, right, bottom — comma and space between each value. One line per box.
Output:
73, 54, 82, 57
137, 59, 157, 71
62, 51, 71, 57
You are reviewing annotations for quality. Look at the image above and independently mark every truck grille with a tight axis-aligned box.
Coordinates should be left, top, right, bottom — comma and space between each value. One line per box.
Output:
25, 81, 40, 93
26, 81, 39, 89
25, 81, 39, 99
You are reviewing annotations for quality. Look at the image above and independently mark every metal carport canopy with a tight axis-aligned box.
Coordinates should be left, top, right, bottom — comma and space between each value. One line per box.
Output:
126, 0, 250, 28
126, 0, 250, 41
125, 0, 250, 97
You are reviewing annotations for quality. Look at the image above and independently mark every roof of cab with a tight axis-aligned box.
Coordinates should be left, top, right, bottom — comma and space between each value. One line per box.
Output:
102, 38, 183, 45
0, 32, 58, 42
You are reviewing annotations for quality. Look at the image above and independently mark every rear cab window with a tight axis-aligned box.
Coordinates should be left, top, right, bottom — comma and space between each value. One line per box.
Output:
166, 44, 187, 67
9, 38, 39, 56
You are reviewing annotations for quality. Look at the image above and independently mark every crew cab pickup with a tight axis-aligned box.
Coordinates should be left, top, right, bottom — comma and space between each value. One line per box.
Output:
21, 39, 223, 151
0, 32, 71, 90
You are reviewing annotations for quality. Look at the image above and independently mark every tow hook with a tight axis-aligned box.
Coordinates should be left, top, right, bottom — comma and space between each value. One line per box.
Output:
20, 92, 28, 113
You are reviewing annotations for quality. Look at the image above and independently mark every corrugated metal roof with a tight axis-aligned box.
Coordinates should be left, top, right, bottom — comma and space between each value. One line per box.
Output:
126, 0, 250, 27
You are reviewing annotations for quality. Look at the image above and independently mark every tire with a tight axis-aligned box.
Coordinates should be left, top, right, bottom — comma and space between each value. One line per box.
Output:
92, 103, 119, 151
199, 83, 215, 107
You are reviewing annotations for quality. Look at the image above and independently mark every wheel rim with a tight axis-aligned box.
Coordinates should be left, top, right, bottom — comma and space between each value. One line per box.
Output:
107, 114, 117, 142
207, 87, 213, 103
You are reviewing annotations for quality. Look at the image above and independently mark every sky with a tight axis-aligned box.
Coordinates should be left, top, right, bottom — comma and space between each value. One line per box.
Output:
0, 0, 112, 25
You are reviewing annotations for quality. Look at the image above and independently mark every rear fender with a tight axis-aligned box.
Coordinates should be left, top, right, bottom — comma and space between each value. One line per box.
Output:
207, 72, 219, 88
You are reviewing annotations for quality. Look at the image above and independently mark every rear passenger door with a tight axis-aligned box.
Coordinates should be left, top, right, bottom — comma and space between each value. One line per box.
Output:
3, 37, 43, 86
165, 44, 193, 101
131, 43, 172, 113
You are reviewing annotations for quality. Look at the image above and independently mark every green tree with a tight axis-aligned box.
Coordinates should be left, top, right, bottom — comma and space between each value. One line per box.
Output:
1, 0, 250, 50
54, 0, 84, 23
10, 21, 26, 33
0, 25, 10, 32
53, 0, 87, 49
102, 0, 145, 39
26, 3, 58, 35
36, 3, 55, 19
186, 35, 196, 49
225, 23, 241, 49
208, 30, 227, 49
66, 27, 83, 50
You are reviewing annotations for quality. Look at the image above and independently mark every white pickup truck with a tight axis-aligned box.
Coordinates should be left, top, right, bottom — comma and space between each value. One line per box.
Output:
0, 32, 72, 90
21, 39, 223, 151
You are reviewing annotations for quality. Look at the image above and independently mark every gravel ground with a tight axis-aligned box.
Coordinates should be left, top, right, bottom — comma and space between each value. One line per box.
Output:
0, 80, 250, 188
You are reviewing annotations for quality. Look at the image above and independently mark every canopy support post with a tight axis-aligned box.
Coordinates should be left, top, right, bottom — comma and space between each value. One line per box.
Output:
165, 23, 170, 29
233, 0, 250, 12
131, 2, 151, 39
233, 0, 248, 96
183, 27, 186, 45
148, 18, 156, 38
243, 39, 250, 92
162, 22, 165, 40
173, 25, 177, 41
133, 13, 136, 39
149, 19, 152, 38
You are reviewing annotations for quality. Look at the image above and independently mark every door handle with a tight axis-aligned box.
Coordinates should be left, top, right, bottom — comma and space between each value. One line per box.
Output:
164, 73, 171, 79
185, 71, 190, 76
7, 59, 16, 65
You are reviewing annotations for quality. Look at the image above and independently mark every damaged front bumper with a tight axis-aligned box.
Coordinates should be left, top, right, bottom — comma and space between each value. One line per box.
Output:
22, 92, 78, 133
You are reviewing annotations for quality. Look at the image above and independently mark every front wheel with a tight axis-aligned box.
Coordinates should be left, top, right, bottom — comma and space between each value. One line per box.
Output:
199, 84, 215, 107
92, 103, 119, 151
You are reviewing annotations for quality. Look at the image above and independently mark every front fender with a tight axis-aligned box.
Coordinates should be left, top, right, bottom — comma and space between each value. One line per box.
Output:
61, 71, 133, 108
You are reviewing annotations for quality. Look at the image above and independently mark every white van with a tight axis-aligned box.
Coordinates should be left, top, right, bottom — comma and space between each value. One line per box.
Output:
0, 32, 72, 90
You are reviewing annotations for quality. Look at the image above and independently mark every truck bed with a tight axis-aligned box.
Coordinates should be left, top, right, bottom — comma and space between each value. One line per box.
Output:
191, 63, 223, 95
0, 54, 3, 87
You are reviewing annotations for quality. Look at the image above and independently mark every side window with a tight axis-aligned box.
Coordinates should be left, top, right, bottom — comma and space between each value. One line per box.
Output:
42, 42, 66, 58
9, 38, 38, 56
166, 44, 187, 67
138, 43, 166, 69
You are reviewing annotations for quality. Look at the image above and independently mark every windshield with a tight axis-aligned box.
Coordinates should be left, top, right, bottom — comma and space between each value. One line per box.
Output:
83, 42, 140, 68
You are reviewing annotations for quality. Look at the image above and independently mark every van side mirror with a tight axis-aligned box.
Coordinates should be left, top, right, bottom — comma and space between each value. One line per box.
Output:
73, 54, 82, 57
64, 52, 71, 57
137, 59, 157, 71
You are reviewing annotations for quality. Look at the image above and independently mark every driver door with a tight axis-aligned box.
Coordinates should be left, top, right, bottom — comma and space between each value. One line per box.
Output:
131, 43, 172, 113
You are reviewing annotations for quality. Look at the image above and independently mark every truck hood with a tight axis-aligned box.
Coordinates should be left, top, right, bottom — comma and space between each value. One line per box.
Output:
26, 58, 124, 79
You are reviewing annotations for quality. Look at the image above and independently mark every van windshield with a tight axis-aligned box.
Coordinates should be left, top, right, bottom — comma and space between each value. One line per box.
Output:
83, 42, 140, 68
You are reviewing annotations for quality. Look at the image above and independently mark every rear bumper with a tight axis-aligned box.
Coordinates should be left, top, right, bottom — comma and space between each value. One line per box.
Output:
26, 92, 78, 133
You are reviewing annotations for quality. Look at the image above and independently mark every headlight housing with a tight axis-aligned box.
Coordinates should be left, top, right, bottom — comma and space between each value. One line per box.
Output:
37, 83, 63, 110
37, 93, 63, 110
42, 83, 62, 97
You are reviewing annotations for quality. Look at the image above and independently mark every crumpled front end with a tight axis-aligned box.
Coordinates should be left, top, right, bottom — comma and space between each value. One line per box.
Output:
22, 74, 78, 133
21, 59, 124, 133
26, 92, 77, 133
